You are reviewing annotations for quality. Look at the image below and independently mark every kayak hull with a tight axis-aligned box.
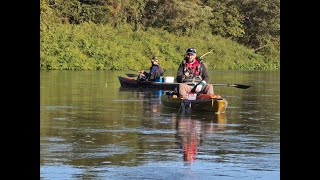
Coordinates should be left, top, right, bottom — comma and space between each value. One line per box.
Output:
118, 76, 178, 90
161, 94, 228, 114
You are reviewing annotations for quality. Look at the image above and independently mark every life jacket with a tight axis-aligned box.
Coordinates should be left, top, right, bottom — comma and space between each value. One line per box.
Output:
148, 65, 164, 81
181, 57, 203, 82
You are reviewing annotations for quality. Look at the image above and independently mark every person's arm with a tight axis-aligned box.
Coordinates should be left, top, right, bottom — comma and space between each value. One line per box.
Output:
193, 62, 210, 92
138, 70, 148, 76
153, 65, 164, 77
176, 62, 185, 83
157, 65, 164, 75
200, 62, 209, 83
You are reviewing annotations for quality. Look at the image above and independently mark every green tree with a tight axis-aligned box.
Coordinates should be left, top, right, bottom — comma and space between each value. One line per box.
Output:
235, 0, 280, 52
154, 0, 212, 36
208, 0, 245, 39
104, 0, 130, 28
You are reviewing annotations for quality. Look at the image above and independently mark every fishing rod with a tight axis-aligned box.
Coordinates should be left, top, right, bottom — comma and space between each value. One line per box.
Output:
200, 49, 213, 59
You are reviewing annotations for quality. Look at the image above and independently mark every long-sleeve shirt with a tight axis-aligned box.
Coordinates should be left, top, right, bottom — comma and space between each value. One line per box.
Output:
176, 58, 210, 83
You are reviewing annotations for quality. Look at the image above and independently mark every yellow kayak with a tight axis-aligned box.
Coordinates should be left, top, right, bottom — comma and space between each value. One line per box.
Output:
161, 93, 228, 114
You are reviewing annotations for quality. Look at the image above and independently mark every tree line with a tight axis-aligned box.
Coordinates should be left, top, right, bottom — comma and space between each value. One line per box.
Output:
40, 0, 279, 70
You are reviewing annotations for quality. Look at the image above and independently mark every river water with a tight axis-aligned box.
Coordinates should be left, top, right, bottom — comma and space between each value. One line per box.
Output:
40, 70, 280, 179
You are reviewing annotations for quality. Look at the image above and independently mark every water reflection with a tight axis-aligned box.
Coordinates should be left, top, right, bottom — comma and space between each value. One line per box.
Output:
41, 71, 279, 179
118, 88, 228, 164
171, 111, 227, 163
119, 88, 229, 163
119, 87, 164, 117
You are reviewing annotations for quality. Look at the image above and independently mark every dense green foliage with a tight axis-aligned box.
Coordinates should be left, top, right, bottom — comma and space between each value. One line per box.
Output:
40, 0, 279, 70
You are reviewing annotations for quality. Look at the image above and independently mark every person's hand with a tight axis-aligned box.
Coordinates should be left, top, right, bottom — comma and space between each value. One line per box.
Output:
195, 84, 203, 92
185, 72, 190, 77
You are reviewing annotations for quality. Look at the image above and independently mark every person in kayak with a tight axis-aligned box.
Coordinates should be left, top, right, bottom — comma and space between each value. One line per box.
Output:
138, 56, 164, 81
176, 48, 215, 99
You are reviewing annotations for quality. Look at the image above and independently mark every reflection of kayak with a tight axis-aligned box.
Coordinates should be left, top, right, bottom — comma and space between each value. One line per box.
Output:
161, 93, 228, 114
118, 76, 178, 90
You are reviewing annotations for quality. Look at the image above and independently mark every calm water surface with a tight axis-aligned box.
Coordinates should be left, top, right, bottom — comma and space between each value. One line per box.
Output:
40, 70, 280, 179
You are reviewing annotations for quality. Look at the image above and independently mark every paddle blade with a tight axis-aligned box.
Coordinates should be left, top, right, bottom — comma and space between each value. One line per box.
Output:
213, 83, 251, 89
126, 73, 138, 77
231, 84, 251, 89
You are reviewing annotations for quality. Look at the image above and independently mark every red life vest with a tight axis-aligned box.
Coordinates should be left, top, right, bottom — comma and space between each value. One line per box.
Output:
185, 59, 200, 75
182, 58, 202, 83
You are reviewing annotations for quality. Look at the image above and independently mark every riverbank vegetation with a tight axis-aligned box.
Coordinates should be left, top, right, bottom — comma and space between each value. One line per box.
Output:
40, 0, 279, 70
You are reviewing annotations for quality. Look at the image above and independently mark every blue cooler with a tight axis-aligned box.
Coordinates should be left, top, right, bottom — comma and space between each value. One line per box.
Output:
156, 76, 163, 82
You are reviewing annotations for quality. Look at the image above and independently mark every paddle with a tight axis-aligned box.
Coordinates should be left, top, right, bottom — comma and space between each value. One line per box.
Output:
170, 82, 251, 89
125, 73, 251, 89
126, 73, 138, 77
188, 83, 251, 89
211, 83, 251, 89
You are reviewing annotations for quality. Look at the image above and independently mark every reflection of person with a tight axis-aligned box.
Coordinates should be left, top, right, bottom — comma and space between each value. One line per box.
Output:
138, 56, 164, 81
176, 48, 214, 99
176, 115, 201, 163
175, 113, 227, 163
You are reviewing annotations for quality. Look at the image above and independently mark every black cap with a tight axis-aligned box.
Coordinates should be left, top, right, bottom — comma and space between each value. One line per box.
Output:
186, 48, 196, 55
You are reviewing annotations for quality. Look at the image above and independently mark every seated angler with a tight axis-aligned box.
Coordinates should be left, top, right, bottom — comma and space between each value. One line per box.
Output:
138, 56, 164, 81
176, 48, 215, 99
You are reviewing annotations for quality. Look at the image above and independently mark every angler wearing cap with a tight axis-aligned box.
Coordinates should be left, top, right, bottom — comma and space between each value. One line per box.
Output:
176, 48, 214, 99
138, 56, 164, 81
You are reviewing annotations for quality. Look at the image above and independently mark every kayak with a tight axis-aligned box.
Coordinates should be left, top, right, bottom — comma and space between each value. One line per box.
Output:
161, 92, 228, 114
118, 76, 178, 90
